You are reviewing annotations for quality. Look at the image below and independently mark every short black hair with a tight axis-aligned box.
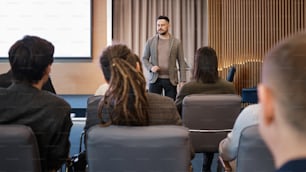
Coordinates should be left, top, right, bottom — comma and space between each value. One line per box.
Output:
157, 16, 169, 22
8, 35, 54, 84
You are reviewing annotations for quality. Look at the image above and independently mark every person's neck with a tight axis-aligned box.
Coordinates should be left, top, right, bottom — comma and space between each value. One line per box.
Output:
275, 142, 306, 169
32, 80, 44, 90
32, 74, 48, 90
159, 33, 170, 39
272, 129, 306, 168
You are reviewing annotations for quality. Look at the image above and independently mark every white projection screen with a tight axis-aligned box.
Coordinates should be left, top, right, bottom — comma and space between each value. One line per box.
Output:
0, 0, 92, 59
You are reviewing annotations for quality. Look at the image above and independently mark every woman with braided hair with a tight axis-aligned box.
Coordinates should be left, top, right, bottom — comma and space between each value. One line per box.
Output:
85, 44, 181, 130
81, 44, 193, 172
98, 45, 149, 126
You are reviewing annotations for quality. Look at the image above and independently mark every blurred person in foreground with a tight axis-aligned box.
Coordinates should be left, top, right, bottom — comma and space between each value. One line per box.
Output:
258, 32, 306, 171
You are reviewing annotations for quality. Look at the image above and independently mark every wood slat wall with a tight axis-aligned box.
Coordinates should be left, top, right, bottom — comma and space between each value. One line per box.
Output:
208, 0, 306, 94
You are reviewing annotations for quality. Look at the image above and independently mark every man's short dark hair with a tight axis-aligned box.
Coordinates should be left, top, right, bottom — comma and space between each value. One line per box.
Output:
157, 16, 170, 22
8, 35, 54, 84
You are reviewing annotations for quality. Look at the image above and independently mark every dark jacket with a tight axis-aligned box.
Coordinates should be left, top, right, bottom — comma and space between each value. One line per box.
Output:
142, 34, 187, 86
175, 79, 236, 115
84, 92, 182, 132
0, 83, 72, 171
84, 92, 195, 160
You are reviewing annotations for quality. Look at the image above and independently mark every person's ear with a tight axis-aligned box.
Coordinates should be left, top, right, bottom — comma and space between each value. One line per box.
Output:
258, 84, 275, 125
45, 65, 51, 75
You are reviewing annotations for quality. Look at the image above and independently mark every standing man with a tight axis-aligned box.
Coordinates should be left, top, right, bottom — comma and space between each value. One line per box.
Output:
142, 15, 186, 100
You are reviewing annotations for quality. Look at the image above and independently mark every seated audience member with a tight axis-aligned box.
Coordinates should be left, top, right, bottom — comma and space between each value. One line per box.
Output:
83, 44, 192, 171
219, 104, 261, 161
85, 44, 182, 131
175, 46, 236, 172
0, 69, 57, 94
175, 46, 235, 114
0, 35, 72, 171
258, 33, 306, 171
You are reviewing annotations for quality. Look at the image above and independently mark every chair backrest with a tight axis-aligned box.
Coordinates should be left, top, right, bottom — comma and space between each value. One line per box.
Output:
182, 94, 241, 153
226, 66, 236, 82
242, 87, 258, 104
236, 125, 275, 172
86, 125, 191, 172
0, 124, 41, 172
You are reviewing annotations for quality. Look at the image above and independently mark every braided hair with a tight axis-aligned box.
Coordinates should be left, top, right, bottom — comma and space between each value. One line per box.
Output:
98, 44, 149, 126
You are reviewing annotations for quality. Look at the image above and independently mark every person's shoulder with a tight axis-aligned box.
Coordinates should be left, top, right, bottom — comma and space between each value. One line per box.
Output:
147, 92, 167, 99
217, 79, 235, 88
218, 78, 233, 85
241, 104, 261, 115
87, 95, 103, 104
236, 104, 261, 125
87, 95, 103, 113
147, 92, 174, 103
169, 35, 181, 42
180, 80, 200, 90
30, 91, 72, 120
147, 35, 158, 42
40, 91, 71, 108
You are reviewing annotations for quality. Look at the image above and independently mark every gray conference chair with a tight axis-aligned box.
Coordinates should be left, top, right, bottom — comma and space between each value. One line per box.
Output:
182, 94, 241, 153
182, 94, 241, 170
0, 124, 41, 172
86, 125, 191, 172
219, 125, 275, 172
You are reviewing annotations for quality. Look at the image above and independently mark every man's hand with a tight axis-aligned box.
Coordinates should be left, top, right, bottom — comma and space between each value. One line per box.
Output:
178, 81, 186, 91
151, 66, 160, 73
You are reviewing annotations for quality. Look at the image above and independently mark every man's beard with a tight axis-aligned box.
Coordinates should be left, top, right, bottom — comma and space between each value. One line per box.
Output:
158, 30, 168, 35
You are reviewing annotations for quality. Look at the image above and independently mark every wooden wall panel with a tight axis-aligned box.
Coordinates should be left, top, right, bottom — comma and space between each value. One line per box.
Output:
208, 0, 306, 94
